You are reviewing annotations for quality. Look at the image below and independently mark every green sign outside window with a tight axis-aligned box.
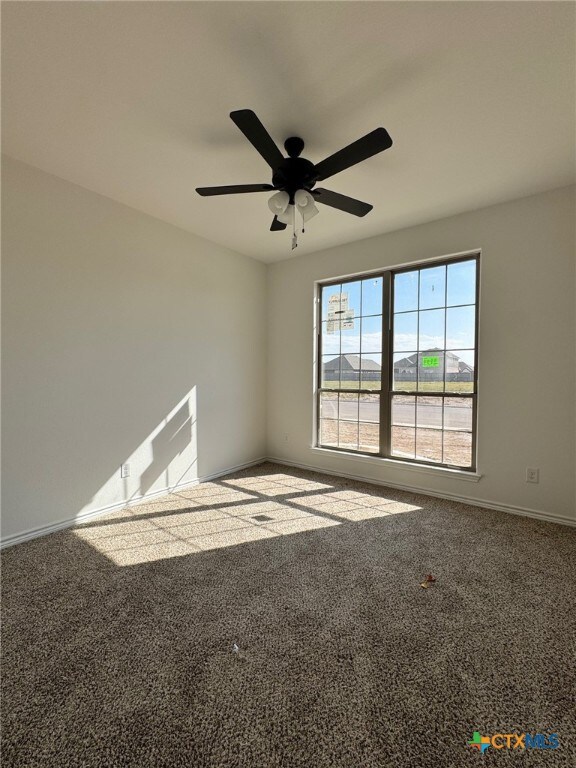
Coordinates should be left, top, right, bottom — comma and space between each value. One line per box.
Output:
422, 356, 439, 368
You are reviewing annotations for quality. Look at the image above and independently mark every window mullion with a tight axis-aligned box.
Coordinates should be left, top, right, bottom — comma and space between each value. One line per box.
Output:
380, 272, 392, 457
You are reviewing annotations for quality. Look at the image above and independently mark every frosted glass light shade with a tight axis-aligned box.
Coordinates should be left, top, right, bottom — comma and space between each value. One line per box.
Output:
277, 205, 294, 225
268, 191, 290, 216
294, 189, 319, 222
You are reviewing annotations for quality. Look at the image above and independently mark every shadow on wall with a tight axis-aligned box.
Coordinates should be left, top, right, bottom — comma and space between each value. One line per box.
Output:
77, 387, 198, 523
139, 400, 195, 496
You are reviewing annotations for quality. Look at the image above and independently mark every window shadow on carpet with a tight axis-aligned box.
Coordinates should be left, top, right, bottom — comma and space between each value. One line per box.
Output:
73, 465, 422, 566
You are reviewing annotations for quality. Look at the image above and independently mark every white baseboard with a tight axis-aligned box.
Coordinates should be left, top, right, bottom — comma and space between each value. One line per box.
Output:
0, 456, 267, 549
266, 456, 576, 528
3, 452, 573, 549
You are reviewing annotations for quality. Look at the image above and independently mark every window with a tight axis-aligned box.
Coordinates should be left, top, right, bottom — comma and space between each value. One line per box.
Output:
317, 253, 478, 470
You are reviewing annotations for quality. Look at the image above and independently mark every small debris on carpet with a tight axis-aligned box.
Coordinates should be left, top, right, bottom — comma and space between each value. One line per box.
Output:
420, 574, 437, 589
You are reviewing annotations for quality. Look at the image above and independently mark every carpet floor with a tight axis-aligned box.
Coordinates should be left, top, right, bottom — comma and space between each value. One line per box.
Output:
2, 462, 575, 767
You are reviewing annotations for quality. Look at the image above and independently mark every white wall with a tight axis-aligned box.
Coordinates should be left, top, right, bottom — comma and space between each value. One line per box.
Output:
3, 161, 574, 544
267, 185, 576, 524
2, 157, 267, 542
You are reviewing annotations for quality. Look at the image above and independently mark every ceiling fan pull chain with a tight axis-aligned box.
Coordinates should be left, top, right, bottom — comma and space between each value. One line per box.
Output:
291, 204, 298, 250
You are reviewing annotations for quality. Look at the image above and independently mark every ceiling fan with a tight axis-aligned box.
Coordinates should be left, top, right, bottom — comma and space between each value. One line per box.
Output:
196, 110, 393, 240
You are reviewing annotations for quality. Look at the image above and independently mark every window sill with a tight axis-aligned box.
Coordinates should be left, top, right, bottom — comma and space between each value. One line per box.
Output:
309, 446, 482, 482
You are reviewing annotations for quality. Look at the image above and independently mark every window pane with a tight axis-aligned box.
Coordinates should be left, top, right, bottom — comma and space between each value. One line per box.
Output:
319, 419, 338, 447
361, 276, 383, 316
393, 352, 417, 391
443, 430, 472, 467
445, 350, 475, 392
447, 259, 476, 307
443, 397, 473, 432
417, 351, 444, 392
359, 393, 380, 422
418, 308, 445, 351
361, 354, 381, 388
359, 423, 379, 453
392, 395, 415, 427
338, 421, 358, 451
339, 356, 360, 390
339, 392, 358, 422
340, 322, 360, 356
324, 285, 358, 336
416, 396, 443, 429
320, 392, 338, 420
391, 426, 415, 458
394, 271, 418, 313
416, 428, 443, 463
360, 315, 382, 353
446, 305, 475, 349
321, 321, 340, 357
419, 265, 446, 310
340, 378, 360, 391
322, 284, 342, 321
344, 281, 362, 317
322, 355, 340, 388
394, 312, 418, 351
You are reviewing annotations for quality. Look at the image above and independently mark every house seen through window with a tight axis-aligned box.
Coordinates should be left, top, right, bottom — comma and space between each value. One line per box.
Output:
317, 254, 478, 470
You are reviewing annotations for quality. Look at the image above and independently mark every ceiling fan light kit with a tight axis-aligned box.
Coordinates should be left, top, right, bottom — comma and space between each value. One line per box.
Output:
196, 109, 393, 249
268, 189, 319, 249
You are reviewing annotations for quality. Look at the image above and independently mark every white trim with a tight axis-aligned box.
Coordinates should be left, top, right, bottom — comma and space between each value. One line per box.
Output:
0, 457, 267, 549
309, 446, 482, 481
267, 455, 576, 528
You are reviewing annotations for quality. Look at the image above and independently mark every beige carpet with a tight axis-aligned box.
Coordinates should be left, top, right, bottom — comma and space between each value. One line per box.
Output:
2, 462, 575, 767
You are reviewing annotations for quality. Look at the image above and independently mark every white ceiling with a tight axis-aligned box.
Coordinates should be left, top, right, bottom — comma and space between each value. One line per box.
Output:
2, 1, 575, 263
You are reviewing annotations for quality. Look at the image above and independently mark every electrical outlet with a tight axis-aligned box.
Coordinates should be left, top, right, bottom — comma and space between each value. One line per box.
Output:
526, 467, 539, 484
121, 463, 130, 479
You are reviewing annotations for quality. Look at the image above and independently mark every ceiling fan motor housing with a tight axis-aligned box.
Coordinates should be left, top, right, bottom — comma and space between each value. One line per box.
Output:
272, 151, 318, 200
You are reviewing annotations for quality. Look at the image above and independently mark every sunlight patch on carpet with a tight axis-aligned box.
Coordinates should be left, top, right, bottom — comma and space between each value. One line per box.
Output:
72, 467, 425, 566
74, 504, 341, 565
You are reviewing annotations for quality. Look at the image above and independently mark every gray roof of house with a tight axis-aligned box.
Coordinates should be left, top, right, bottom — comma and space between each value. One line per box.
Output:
323, 354, 381, 371
394, 349, 473, 370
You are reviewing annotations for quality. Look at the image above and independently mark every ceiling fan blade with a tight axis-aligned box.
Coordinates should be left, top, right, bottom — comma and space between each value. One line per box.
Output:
196, 184, 274, 196
230, 110, 285, 170
270, 216, 287, 231
312, 188, 373, 217
314, 128, 392, 182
